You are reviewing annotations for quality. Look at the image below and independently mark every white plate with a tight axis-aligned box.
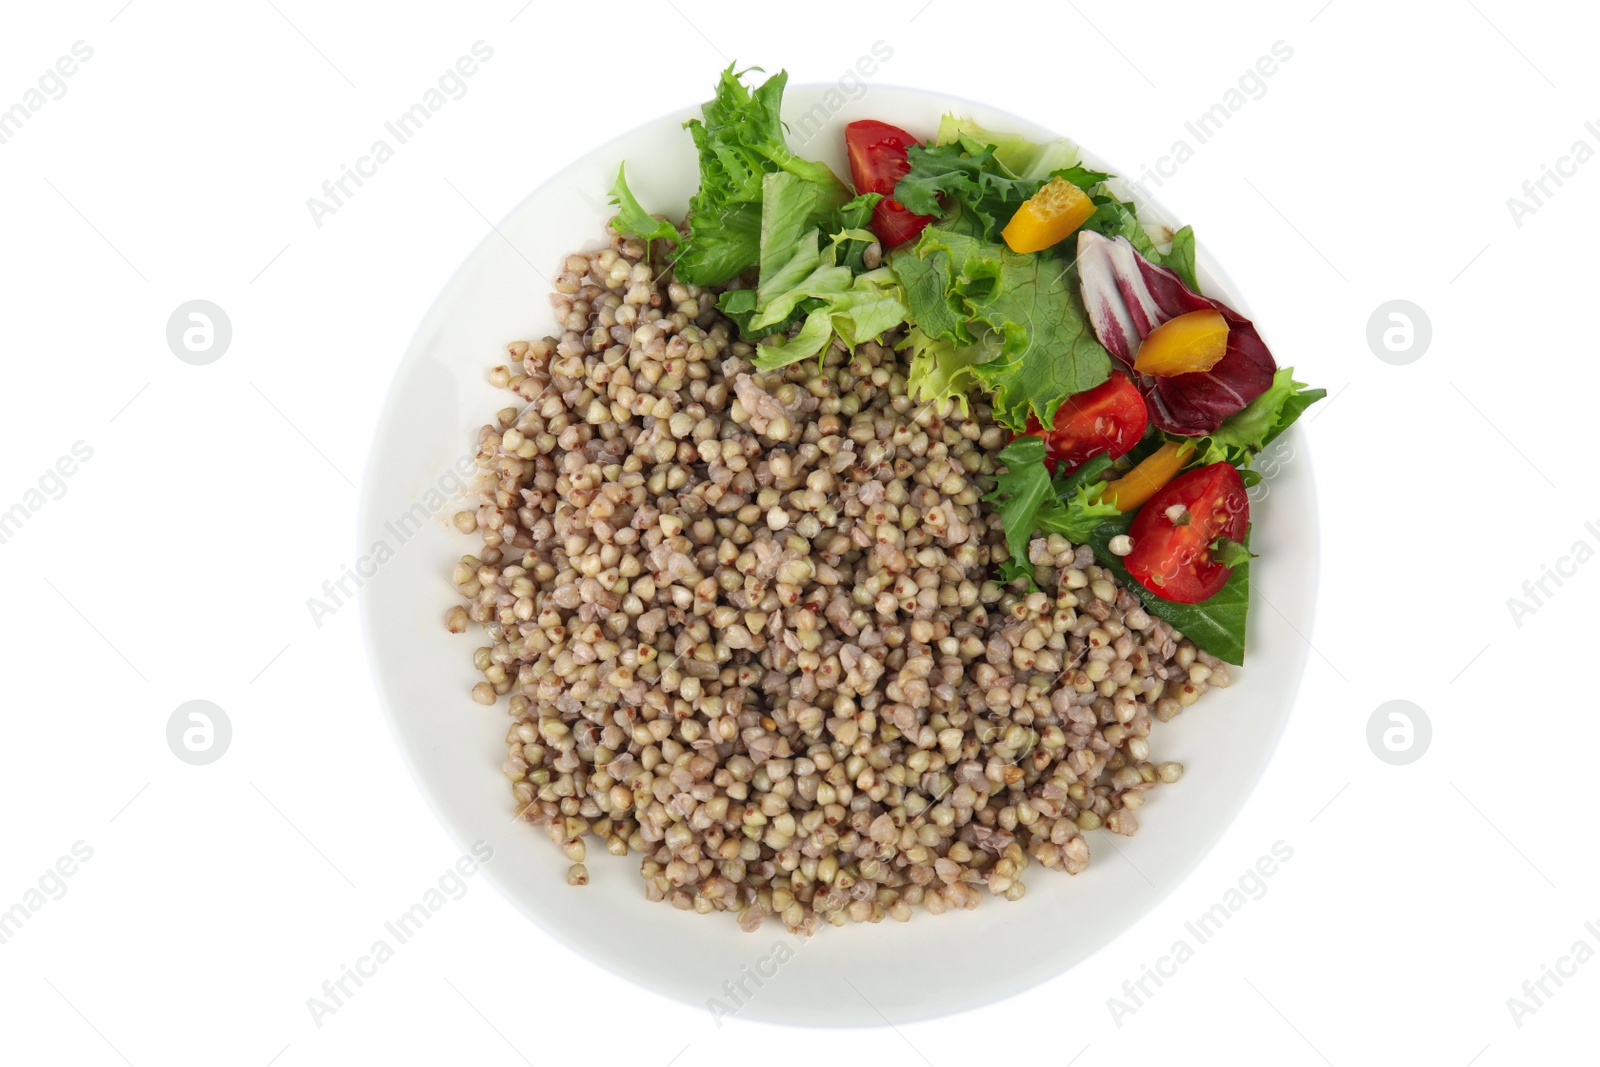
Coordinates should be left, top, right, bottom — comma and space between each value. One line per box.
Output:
359, 84, 1317, 1027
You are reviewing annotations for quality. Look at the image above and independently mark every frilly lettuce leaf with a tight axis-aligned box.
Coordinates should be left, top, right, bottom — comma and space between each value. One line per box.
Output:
902, 327, 996, 416
890, 224, 1111, 430
674, 66, 849, 286
1038, 455, 1121, 544
986, 442, 1119, 583
935, 114, 1082, 180
894, 136, 1107, 241
607, 163, 679, 246
748, 266, 907, 371
717, 171, 906, 371
1191, 367, 1325, 467
831, 192, 884, 273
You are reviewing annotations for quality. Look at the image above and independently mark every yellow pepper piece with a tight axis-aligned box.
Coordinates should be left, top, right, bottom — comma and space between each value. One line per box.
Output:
1132, 309, 1229, 377
1099, 441, 1197, 511
1002, 176, 1095, 254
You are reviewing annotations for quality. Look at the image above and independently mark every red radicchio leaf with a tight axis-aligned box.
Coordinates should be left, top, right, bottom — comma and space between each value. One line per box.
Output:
1077, 231, 1276, 435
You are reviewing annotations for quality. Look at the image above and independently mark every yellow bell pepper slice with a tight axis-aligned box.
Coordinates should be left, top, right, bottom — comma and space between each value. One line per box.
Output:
1099, 441, 1197, 511
1132, 309, 1229, 377
1002, 176, 1095, 254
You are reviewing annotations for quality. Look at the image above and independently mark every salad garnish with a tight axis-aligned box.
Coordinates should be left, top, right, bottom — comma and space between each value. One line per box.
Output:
608, 64, 1325, 664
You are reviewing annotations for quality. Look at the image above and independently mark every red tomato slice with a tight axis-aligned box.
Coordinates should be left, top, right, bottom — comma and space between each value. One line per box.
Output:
844, 120, 934, 248
1124, 462, 1249, 603
1022, 372, 1149, 472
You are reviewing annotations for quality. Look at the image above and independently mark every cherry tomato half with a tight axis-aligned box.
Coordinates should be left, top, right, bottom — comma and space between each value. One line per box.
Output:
844, 120, 934, 248
1125, 462, 1250, 604
1022, 372, 1149, 472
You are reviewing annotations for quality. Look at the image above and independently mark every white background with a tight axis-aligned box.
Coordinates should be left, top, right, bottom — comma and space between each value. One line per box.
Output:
0, 0, 1594, 1063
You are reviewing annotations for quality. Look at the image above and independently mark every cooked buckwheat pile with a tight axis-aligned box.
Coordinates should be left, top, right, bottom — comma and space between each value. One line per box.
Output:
444, 224, 1229, 933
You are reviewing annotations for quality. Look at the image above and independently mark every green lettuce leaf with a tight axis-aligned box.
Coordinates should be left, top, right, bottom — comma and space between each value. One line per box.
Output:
674, 66, 849, 286
913, 119, 1193, 282
891, 224, 1111, 429
718, 173, 906, 355
1038, 456, 1121, 543
1210, 536, 1254, 569
935, 114, 1082, 180
1163, 225, 1199, 293
837, 192, 880, 229
607, 163, 679, 246
1192, 367, 1326, 467
717, 286, 816, 339
674, 202, 763, 289
885, 231, 967, 340
745, 252, 907, 370
1089, 516, 1252, 665
902, 327, 996, 415
750, 309, 835, 369
717, 172, 906, 371
895, 137, 1108, 242
749, 279, 907, 370
986, 436, 1062, 581
756, 170, 826, 287
1084, 192, 1152, 252
985, 442, 1119, 583
827, 270, 908, 342
831, 192, 884, 273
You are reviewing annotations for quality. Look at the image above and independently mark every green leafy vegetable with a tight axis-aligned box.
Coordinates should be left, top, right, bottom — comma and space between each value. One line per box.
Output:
743, 244, 907, 370
1209, 536, 1254, 569
902, 327, 995, 415
1261, 377, 1325, 449
892, 224, 1111, 429
718, 286, 814, 339
831, 192, 884, 273
985, 442, 1119, 583
718, 173, 906, 365
894, 137, 1106, 241
1163, 225, 1199, 292
935, 114, 1081, 180
675, 202, 763, 289
912, 119, 1198, 287
986, 436, 1063, 582
1090, 515, 1252, 665
997, 557, 1035, 586
1039, 456, 1121, 543
715, 172, 826, 337
755, 171, 827, 287
884, 227, 968, 341
1191, 367, 1326, 467
750, 310, 835, 368
607, 164, 679, 246
674, 66, 850, 286
836, 192, 880, 229
1083, 192, 1151, 253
